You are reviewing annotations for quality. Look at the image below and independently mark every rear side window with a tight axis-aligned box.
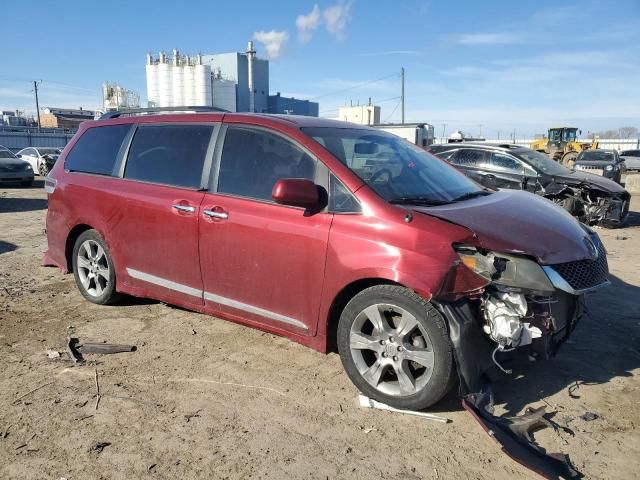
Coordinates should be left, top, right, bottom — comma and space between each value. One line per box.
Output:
218, 127, 316, 201
125, 125, 213, 189
450, 149, 487, 167
65, 125, 130, 175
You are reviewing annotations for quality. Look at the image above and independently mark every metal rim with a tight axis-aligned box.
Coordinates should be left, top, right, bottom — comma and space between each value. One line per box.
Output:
76, 239, 110, 297
349, 303, 434, 397
39, 163, 48, 176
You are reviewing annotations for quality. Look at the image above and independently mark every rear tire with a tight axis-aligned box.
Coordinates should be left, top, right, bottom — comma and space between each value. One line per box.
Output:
337, 285, 455, 410
72, 230, 120, 305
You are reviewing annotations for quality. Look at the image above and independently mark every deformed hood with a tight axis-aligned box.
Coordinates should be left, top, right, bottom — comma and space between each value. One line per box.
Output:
549, 169, 626, 193
413, 190, 594, 265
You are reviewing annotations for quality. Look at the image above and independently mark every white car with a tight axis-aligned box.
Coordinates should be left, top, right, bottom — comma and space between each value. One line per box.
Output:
620, 149, 640, 172
16, 147, 62, 176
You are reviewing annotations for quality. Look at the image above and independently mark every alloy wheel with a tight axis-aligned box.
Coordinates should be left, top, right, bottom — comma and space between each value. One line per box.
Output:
76, 239, 110, 297
349, 303, 434, 397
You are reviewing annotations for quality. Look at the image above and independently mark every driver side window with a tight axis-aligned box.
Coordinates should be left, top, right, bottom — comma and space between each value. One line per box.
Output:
488, 152, 534, 175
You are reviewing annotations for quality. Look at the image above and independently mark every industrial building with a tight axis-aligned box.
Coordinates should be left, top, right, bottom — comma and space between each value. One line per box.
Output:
337, 103, 381, 125
268, 93, 318, 116
102, 83, 140, 112
145, 42, 269, 113
39, 107, 95, 130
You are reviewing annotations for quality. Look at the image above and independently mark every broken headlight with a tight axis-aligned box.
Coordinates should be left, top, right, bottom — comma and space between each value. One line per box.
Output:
453, 245, 554, 293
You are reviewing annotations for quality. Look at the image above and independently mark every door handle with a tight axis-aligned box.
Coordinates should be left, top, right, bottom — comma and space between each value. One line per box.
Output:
203, 209, 228, 219
485, 174, 496, 179
172, 204, 196, 213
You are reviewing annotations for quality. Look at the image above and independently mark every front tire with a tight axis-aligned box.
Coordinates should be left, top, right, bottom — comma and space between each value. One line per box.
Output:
39, 162, 49, 177
337, 285, 455, 410
72, 230, 120, 305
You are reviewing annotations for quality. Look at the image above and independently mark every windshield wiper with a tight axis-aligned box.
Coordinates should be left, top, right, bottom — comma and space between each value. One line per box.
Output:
451, 190, 492, 202
389, 196, 452, 206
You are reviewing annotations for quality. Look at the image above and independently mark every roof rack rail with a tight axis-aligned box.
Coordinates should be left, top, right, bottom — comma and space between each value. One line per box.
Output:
100, 106, 229, 120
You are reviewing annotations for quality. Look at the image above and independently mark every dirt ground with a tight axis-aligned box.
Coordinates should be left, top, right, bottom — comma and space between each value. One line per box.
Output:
1, 179, 639, 480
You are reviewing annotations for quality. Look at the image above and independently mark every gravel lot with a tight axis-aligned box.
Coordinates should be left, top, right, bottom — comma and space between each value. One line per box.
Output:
1, 179, 639, 479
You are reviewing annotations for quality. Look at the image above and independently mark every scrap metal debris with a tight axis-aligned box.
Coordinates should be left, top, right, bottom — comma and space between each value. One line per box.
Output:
67, 336, 136, 363
88, 442, 111, 454
580, 412, 599, 422
463, 391, 579, 480
358, 394, 450, 423
46, 350, 61, 359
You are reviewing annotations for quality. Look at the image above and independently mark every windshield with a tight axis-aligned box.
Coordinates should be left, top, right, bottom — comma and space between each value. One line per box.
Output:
562, 129, 577, 142
0, 150, 17, 159
515, 149, 567, 175
39, 148, 61, 155
302, 127, 485, 204
579, 151, 614, 162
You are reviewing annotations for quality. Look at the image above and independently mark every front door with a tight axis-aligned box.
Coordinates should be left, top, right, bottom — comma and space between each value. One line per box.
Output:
199, 125, 332, 334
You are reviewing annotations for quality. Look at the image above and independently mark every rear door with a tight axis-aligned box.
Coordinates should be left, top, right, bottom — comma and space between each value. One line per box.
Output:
111, 123, 217, 306
449, 149, 491, 186
198, 124, 332, 334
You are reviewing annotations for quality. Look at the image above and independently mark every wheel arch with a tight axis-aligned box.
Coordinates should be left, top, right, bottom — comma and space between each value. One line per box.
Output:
325, 277, 405, 353
64, 224, 94, 271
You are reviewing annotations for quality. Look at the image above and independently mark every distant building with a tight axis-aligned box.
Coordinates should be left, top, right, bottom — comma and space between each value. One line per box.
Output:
337, 104, 381, 125
146, 42, 269, 113
102, 83, 140, 112
268, 93, 318, 116
40, 108, 95, 129
1, 110, 28, 127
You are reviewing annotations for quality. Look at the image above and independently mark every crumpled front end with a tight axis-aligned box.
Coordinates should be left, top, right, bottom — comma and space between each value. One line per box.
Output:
433, 231, 608, 479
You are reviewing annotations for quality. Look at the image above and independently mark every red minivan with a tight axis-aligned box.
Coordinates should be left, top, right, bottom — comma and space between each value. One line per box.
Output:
43, 109, 609, 410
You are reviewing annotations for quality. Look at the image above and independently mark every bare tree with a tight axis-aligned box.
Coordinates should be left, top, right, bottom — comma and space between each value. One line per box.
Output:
619, 126, 639, 139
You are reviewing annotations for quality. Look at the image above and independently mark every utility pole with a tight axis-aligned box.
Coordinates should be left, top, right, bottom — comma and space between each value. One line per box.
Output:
400, 67, 405, 125
33, 81, 41, 131
478, 124, 483, 138
441, 124, 447, 143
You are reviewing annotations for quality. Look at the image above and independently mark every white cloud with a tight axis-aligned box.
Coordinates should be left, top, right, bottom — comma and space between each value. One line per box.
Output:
253, 30, 289, 60
455, 33, 521, 45
323, 1, 353, 40
296, 4, 321, 43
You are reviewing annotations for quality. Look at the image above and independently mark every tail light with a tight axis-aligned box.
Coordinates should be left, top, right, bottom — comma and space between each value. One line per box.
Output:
44, 176, 57, 194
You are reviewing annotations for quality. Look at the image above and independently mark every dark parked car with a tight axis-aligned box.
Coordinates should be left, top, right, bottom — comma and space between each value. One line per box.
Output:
573, 149, 624, 183
429, 143, 629, 228
0, 149, 34, 186
44, 111, 609, 415
620, 149, 640, 171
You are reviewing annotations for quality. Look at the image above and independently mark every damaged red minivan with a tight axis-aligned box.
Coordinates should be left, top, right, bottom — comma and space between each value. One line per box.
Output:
44, 110, 609, 411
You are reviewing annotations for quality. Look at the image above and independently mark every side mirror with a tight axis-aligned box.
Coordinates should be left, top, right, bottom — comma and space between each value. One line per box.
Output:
16, 154, 21, 158
272, 178, 320, 209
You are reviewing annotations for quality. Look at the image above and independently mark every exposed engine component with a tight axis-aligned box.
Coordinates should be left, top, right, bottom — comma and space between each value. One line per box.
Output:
482, 292, 542, 348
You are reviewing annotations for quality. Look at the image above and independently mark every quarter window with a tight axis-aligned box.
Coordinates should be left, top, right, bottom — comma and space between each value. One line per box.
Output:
125, 125, 213, 189
217, 127, 317, 201
329, 174, 361, 213
65, 125, 131, 175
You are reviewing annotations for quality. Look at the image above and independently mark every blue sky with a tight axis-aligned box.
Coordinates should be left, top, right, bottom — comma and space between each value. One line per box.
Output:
2, 0, 639, 137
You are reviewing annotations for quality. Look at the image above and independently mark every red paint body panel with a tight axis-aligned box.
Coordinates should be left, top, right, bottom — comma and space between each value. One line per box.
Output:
198, 193, 332, 334
44, 112, 595, 355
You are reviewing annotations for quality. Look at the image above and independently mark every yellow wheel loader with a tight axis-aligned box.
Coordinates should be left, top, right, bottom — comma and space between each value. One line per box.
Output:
530, 127, 599, 168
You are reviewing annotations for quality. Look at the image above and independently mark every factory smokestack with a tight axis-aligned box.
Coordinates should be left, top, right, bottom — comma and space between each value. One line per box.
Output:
246, 40, 256, 113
